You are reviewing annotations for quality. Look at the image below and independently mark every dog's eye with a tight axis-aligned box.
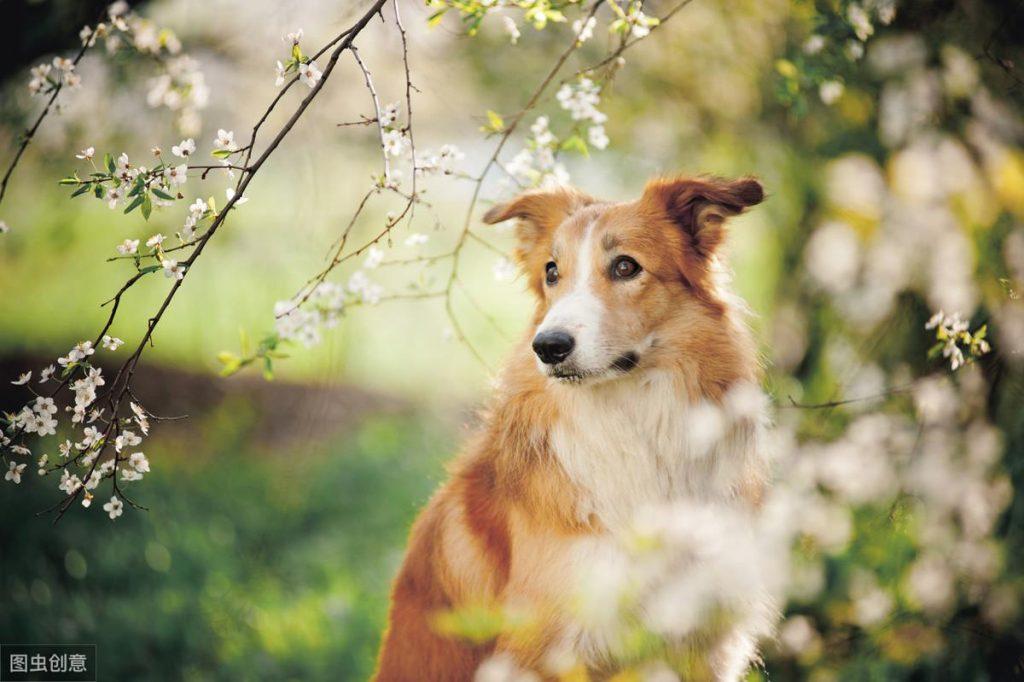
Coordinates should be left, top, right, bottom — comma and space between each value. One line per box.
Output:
611, 256, 641, 280
545, 261, 559, 286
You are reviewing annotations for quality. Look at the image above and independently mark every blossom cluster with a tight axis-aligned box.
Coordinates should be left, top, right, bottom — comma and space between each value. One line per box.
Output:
778, 0, 897, 108
925, 310, 990, 371
28, 2, 208, 134
274, 29, 323, 89
2, 340, 152, 520
496, 0, 657, 46
64, 131, 249, 283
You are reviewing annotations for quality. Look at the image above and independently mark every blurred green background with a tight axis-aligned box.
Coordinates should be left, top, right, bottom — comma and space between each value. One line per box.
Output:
2, 0, 1024, 679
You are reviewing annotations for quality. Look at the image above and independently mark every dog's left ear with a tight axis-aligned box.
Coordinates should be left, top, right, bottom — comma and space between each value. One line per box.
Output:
642, 176, 764, 258
482, 187, 594, 245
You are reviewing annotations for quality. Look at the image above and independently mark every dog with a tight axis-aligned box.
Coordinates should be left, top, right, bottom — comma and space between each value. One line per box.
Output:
374, 175, 772, 681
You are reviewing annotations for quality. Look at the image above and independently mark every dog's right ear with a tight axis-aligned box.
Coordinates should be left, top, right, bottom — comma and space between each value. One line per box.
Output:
482, 187, 594, 257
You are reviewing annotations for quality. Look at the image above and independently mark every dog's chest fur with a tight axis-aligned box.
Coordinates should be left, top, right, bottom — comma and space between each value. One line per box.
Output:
548, 371, 756, 532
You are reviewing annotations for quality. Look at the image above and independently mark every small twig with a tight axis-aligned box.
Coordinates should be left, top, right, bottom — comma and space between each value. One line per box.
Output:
780, 384, 914, 410
0, 9, 104, 206
351, 47, 391, 184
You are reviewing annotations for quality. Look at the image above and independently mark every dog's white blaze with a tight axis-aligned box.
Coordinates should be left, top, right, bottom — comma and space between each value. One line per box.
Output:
537, 223, 605, 368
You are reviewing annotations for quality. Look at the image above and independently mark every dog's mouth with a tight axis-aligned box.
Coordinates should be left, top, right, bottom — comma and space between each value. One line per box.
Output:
550, 351, 640, 384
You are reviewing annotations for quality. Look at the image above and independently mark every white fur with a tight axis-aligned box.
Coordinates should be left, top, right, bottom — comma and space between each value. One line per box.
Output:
550, 370, 762, 531
549, 370, 770, 680
536, 223, 606, 372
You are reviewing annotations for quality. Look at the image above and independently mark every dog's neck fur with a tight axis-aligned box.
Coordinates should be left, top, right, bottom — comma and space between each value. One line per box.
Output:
547, 367, 763, 532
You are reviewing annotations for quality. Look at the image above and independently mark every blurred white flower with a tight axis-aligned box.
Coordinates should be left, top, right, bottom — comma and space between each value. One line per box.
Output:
906, 554, 956, 614
474, 652, 538, 682
777, 615, 821, 658
5, 462, 26, 484
492, 257, 516, 282
382, 129, 407, 157
847, 3, 874, 41
803, 34, 825, 55
572, 16, 596, 43
819, 80, 844, 105
804, 221, 861, 295
502, 16, 520, 45
364, 246, 384, 269
588, 125, 609, 150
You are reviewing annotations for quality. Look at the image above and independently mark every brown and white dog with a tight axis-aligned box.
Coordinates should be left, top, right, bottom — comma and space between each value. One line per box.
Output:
375, 175, 772, 681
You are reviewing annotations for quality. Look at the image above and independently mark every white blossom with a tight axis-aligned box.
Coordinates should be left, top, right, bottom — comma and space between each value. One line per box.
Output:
117, 238, 140, 255
382, 129, 407, 157
5, 462, 26, 484
588, 125, 609, 150
103, 495, 124, 520
165, 164, 187, 186
214, 128, 237, 151
803, 35, 826, 55
162, 259, 185, 280
12, 372, 31, 385
225, 188, 249, 206
572, 16, 596, 43
171, 138, 196, 158
492, 257, 516, 282
502, 16, 521, 45
364, 246, 385, 269
101, 335, 124, 351
298, 61, 322, 88
847, 3, 874, 41
819, 80, 845, 105
380, 102, 400, 127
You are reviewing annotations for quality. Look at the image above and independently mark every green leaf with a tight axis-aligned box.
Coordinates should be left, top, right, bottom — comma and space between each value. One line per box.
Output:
71, 183, 92, 198
262, 356, 274, 381
93, 184, 104, 199
139, 265, 162, 275
481, 110, 504, 134
104, 153, 115, 174
560, 134, 589, 157
59, 176, 79, 185
123, 195, 144, 214
151, 188, 175, 201
141, 195, 153, 220
211, 148, 233, 159
427, 8, 448, 26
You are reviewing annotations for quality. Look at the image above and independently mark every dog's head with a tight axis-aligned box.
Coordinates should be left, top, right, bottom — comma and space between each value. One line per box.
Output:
483, 175, 764, 385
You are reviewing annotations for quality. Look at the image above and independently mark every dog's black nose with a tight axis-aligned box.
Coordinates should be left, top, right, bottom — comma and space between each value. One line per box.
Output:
532, 330, 575, 365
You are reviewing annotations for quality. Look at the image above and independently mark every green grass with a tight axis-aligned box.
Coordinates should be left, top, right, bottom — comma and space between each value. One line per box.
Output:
0, 413, 451, 681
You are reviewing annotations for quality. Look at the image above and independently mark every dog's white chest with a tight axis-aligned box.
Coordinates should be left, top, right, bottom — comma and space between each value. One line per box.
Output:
549, 372, 757, 531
